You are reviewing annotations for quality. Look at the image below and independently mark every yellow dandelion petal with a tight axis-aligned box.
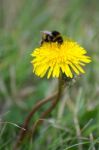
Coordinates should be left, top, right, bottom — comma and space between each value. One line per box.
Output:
47, 67, 53, 79
31, 39, 91, 78
65, 64, 73, 78
75, 64, 85, 74
69, 63, 80, 75
52, 64, 60, 78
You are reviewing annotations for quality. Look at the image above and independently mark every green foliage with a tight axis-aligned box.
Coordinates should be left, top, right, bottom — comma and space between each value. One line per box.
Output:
0, 0, 99, 149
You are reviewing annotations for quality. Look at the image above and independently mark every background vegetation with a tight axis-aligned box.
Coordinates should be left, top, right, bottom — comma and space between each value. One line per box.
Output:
0, 0, 99, 149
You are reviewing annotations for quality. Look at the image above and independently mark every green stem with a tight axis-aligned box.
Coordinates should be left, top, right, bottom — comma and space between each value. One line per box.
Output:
32, 75, 63, 135
14, 92, 57, 149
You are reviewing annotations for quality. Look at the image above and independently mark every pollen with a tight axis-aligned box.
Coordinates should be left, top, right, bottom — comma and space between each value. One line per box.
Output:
31, 40, 91, 78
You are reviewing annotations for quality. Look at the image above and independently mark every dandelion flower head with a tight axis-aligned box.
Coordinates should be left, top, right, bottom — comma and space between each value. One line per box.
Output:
31, 39, 91, 78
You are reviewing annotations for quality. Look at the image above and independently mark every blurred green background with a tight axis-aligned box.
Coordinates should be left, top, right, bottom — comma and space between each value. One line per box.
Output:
0, 0, 99, 149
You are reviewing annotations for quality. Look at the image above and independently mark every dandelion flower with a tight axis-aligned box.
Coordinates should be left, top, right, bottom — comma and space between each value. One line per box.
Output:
31, 40, 91, 78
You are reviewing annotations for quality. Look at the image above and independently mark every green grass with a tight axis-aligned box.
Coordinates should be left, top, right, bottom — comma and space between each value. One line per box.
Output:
0, 0, 99, 149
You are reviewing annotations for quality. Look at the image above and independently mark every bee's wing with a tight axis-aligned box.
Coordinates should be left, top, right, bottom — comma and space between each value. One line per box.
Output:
40, 31, 52, 35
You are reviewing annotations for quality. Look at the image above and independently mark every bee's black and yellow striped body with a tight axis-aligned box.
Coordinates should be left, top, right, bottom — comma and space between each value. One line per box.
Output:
41, 30, 63, 45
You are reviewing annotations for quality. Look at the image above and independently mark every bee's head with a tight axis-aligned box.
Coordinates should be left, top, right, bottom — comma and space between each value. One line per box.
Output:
52, 31, 61, 37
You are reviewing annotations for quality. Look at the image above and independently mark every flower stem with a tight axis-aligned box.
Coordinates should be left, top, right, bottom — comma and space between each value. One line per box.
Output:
14, 92, 57, 149
31, 76, 63, 136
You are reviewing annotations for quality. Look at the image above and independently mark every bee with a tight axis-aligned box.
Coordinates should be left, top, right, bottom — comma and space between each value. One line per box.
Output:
40, 30, 63, 45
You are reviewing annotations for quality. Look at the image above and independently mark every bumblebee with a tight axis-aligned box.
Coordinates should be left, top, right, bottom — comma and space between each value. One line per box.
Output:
40, 30, 63, 45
